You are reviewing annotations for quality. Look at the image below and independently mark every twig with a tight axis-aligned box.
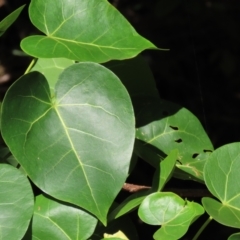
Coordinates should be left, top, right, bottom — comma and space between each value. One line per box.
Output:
122, 183, 213, 197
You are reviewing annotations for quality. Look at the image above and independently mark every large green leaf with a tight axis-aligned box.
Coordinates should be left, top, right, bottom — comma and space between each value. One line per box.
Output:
0, 5, 25, 37
29, 194, 97, 240
0, 164, 34, 240
202, 142, 240, 228
135, 100, 213, 180
138, 192, 204, 240
21, 0, 158, 63
30, 58, 75, 92
1, 62, 135, 224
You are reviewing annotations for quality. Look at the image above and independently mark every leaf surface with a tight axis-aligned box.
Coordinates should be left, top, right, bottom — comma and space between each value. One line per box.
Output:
138, 192, 204, 240
1, 63, 135, 224
0, 5, 25, 37
203, 142, 240, 228
135, 100, 213, 180
31, 58, 75, 91
0, 164, 34, 240
30, 194, 97, 240
152, 149, 177, 191
21, 0, 157, 62
228, 233, 240, 240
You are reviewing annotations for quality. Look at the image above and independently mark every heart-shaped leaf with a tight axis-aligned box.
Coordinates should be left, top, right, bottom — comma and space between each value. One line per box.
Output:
138, 192, 204, 240
0, 5, 25, 37
0, 164, 34, 240
30, 58, 75, 91
1, 62, 135, 224
202, 142, 240, 228
21, 0, 158, 63
29, 194, 97, 240
135, 100, 213, 180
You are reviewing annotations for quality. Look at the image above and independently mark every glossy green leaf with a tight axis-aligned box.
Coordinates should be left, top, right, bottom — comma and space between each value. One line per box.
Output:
0, 164, 34, 240
21, 0, 158, 62
203, 142, 240, 228
228, 233, 240, 240
135, 100, 213, 180
1, 62, 135, 224
138, 192, 204, 240
30, 194, 97, 240
0, 5, 25, 37
152, 149, 177, 191
30, 58, 75, 91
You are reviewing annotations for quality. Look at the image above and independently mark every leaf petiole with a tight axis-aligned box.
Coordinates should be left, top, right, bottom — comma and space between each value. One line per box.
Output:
192, 216, 212, 240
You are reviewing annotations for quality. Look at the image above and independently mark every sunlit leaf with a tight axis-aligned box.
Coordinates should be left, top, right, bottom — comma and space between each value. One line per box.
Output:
93, 207, 138, 240
21, 0, 158, 62
1, 62, 135, 224
0, 5, 25, 37
0, 164, 34, 240
30, 194, 97, 240
135, 100, 213, 180
138, 192, 204, 240
203, 143, 240, 228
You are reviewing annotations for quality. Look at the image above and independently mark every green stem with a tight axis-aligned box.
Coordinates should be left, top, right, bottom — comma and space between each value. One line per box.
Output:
24, 58, 36, 74
192, 216, 212, 240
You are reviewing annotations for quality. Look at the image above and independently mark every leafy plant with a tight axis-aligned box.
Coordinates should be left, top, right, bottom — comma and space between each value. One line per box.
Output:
0, 0, 240, 239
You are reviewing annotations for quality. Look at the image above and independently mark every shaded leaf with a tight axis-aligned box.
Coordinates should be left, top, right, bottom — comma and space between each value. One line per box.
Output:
138, 192, 204, 240
30, 194, 97, 240
103, 55, 160, 113
1, 62, 135, 224
135, 100, 213, 180
21, 0, 158, 62
152, 149, 177, 191
0, 5, 25, 37
228, 233, 240, 240
203, 142, 240, 228
0, 164, 34, 240
31, 58, 75, 92
108, 189, 150, 221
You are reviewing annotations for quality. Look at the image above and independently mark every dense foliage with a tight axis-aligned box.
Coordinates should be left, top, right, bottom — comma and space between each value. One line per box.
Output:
0, 1, 240, 239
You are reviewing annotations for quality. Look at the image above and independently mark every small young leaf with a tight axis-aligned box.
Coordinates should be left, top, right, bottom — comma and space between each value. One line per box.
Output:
152, 149, 178, 191
0, 164, 34, 240
203, 142, 240, 228
108, 189, 150, 221
30, 194, 97, 240
1, 63, 135, 225
0, 5, 25, 37
21, 0, 159, 62
138, 192, 204, 240
103, 230, 128, 239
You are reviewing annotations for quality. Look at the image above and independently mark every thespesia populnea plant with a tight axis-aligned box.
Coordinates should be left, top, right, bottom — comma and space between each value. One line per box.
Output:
0, 1, 240, 239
